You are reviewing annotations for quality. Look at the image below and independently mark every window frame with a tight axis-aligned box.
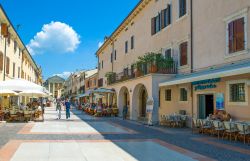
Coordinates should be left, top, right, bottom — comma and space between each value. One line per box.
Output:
179, 41, 188, 67
165, 89, 172, 101
224, 8, 248, 57
179, 87, 188, 102
227, 79, 248, 106
178, 0, 187, 19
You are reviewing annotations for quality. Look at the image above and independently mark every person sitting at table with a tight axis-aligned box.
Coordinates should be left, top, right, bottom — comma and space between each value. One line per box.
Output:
20, 103, 26, 110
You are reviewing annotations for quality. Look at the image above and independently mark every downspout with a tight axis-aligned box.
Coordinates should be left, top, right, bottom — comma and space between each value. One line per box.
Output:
190, 0, 194, 127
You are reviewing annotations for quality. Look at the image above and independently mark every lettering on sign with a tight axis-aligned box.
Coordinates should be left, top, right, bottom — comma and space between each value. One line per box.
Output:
192, 78, 221, 91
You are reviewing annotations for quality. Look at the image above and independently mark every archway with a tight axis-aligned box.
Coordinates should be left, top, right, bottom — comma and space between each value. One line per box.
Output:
118, 86, 130, 118
132, 84, 148, 120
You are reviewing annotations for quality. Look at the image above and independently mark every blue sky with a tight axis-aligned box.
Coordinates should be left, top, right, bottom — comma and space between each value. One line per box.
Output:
0, 0, 140, 79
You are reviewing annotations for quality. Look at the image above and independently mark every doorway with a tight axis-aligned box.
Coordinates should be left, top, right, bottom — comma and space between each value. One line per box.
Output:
198, 94, 214, 119
140, 89, 147, 117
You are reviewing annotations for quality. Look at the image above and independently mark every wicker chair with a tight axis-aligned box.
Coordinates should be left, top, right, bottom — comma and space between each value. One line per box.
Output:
235, 123, 250, 144
9, 110, 18, 122
192, 118, 201, 133
212, 120, 225, 139
199, 119, 212, 134
223, 122, 238, 141
24, 110, 31, 122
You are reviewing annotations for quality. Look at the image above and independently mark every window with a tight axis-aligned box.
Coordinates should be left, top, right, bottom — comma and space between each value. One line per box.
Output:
230, 83, 245, 102
110, 53, 113, 63
125, 41, 128, 53
151, 13, 161, 35
131, 36, 134, 49
12, 63, 15, 77
228, 17, 245, 54
114, 50, 117, 60
6, 57, 10, 74
0, 52, 3, 71
98, 62, 101, 70
102, 61, 103, 69
180, 42, 188, 66
179, 0, 186, 18
17, 67, 20, 78
165, 49, 172, 59
180, 88, 187, 101
14, 41, 17, 53
162, 4, 171, 29
165, 89, 171, 101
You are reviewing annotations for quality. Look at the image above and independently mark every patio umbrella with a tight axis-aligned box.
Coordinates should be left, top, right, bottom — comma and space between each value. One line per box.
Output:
0, 79, 44, 92
0, 89, 18, 96
19, 90, 48, 97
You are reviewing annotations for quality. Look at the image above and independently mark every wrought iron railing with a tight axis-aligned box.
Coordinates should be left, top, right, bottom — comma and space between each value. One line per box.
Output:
107, 61, 177, 85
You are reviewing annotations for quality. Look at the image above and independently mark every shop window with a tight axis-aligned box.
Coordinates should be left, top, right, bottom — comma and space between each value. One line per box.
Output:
180, 88, 187, 101
229, 83, 246, 102
179, 0, 187, 18
180, 41, 188, 66
165, 89, 171, 101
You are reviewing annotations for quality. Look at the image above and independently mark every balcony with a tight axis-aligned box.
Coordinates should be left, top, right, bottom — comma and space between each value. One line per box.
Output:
106, 61, 177, 85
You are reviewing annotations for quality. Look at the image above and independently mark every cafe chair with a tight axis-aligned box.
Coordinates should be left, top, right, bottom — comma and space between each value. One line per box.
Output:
212, 120, 225, 139
222, 121, 238, 141
235, 123, 250, 144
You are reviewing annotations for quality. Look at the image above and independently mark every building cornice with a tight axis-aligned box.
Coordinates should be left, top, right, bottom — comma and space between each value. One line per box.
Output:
96, 0, 152, 56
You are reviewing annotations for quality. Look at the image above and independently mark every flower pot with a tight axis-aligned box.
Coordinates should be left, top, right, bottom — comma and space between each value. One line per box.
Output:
135, 70, 142, 77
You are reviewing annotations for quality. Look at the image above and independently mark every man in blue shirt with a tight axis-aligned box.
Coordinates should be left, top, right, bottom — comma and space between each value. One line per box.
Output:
65, 98, 71, 119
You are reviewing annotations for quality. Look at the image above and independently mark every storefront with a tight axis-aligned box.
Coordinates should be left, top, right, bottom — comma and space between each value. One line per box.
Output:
159, 62, 250, 125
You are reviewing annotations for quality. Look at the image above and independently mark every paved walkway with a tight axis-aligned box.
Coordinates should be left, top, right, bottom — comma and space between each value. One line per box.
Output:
0, 107, 250, 161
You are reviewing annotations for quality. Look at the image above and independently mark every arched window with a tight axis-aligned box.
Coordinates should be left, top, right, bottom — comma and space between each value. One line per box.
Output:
0, 52, 3, 71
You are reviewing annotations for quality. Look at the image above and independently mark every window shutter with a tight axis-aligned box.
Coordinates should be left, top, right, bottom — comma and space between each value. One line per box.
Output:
180, 42, 188, 66
161, 10, 165, 29
151, 17, 156, 35
168, 4, 171, 25
6, 57, 10, 74
235, 17, 245, 52
0, 53, 3, 71
228, 21, 234, 53
1, 23, 8, 37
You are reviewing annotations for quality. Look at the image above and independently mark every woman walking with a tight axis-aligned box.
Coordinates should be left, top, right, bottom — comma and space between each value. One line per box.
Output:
56, 100, 62, 119
65, 98, 71, 119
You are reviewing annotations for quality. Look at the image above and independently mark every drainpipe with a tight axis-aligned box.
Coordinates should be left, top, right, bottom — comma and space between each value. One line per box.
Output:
190, 0, 194, 127
3, 36, 7, 81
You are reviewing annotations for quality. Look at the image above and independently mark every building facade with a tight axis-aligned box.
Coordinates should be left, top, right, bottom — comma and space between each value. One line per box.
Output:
44, 76, 65, 99
97, 0, 191, 123
159, 0, 250, 123
0, 5, 42, 85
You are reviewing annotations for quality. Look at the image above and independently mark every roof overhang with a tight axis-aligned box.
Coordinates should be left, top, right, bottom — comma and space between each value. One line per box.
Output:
159, 64, 250, 87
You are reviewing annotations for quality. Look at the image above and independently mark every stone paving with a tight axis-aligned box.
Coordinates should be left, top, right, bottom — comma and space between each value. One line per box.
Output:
0, 107, 250, 161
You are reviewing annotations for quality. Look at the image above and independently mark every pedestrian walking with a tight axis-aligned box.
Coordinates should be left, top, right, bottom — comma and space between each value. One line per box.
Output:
122, 105, 128, 120
65, 98, 71, 119
56, 101, 62, 119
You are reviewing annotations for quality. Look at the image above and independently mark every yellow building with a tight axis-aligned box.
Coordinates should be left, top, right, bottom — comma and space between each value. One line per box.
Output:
0, 5, 42, 106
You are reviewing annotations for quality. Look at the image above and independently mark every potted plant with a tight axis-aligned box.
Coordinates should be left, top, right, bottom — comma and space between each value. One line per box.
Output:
134, 61, 143, 77
105, 72, 116, 85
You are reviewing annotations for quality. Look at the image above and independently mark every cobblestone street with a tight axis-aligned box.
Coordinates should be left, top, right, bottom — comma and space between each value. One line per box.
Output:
0, 107, 249, 161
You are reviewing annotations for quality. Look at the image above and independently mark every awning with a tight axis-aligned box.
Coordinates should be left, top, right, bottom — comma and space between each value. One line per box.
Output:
76, 90, 93, 98
159, 60, 250, 87
92, 88, 115, 94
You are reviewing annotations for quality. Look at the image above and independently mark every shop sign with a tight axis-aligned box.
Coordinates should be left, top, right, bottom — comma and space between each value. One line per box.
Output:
146, 97, 154, 113
216, 93, 224, 110
192, 78, 221, 91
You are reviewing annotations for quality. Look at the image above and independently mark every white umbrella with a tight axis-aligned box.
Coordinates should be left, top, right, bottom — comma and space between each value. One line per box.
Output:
19, 90, 48, 97
0, 79, 44, 92
0, 89, 18, 96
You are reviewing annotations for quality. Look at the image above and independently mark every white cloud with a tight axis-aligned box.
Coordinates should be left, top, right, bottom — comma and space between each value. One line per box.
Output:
98, 41, 103, 48
27, 21, 80, 55
53, 71, 71, 79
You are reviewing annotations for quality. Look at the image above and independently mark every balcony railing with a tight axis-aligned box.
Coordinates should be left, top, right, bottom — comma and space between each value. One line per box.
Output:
107, 61, 177, 85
